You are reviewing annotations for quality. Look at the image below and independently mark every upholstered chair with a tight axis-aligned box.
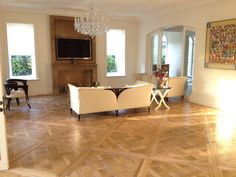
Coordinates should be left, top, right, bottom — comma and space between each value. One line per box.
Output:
4, 80, 31, 110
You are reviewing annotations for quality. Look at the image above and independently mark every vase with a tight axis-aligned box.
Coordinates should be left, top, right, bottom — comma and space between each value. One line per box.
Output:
157, 77, 168, 88
156, 78, 161, 88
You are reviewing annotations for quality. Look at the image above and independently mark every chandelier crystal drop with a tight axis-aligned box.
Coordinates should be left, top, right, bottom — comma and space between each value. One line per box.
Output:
74, 0, 110, 37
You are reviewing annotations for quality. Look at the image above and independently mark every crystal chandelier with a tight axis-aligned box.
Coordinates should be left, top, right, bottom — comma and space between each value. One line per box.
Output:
74, 0, 110, 37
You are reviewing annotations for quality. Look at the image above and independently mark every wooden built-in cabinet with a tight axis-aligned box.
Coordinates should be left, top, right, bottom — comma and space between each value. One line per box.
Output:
50, 15, 97, 94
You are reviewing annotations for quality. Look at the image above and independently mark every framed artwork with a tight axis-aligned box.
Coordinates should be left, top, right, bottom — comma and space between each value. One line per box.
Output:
205, 18, 236, 70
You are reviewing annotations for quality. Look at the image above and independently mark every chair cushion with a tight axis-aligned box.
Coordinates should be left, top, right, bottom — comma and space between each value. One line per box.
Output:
6, 90, 25, 98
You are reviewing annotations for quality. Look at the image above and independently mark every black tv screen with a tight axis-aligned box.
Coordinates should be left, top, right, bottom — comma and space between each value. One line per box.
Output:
56, 38, 91, 59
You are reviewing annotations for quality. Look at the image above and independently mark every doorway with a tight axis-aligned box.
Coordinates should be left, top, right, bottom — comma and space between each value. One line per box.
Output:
184, 30, 195, 96
150, 26, 195, 96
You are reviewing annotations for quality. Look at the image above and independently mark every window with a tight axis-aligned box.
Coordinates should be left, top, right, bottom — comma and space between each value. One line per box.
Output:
6, 23, 37, 80
106, 29, 125, 77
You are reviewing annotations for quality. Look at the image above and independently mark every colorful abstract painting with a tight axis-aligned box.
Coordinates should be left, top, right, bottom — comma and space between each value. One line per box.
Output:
205, 18, 236, 69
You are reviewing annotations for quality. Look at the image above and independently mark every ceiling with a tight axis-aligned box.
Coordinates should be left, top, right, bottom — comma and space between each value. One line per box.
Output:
0, 0, 224, 19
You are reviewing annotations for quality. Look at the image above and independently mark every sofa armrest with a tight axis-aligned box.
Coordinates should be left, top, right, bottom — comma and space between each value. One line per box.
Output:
68, 84, 80, 114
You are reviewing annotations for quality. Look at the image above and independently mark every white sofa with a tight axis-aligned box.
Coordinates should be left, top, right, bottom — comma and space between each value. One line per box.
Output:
166, 76, 187, 99
68, 83, 153, 120
135, 74, 187, 99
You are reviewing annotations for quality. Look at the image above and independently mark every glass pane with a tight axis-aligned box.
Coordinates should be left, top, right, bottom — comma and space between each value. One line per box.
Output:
151, 34, 159, 72
162, 35, 167, 64
106, 29, 125, 77
11, 55, 32, 76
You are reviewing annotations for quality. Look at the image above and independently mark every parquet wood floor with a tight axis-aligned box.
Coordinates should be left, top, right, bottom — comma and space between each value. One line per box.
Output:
1, 95, 236, 177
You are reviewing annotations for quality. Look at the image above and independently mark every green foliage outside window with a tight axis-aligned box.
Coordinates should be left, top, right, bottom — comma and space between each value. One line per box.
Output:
161, 55, 166, 64
11, 55, 32, 76
107, 55, 117, 72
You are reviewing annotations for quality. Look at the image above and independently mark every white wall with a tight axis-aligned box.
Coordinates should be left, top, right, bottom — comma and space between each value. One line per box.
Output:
137, 0, 236, 109
96, 19, 138, 88
0, 11, 52, 96
0, 10, 138, 95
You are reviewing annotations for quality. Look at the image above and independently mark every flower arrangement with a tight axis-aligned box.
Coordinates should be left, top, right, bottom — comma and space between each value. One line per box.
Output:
153, 68, 169, 88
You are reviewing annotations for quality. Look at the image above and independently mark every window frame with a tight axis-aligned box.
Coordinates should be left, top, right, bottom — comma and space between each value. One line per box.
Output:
106, 28, 126, 77
6, 22, 38, 80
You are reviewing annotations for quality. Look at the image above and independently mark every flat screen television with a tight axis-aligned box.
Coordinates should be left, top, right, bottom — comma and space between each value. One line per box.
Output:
56, 37, 91, 60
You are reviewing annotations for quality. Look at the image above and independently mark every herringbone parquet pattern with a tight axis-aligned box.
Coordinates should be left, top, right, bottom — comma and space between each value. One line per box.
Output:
1, 95, 236, 177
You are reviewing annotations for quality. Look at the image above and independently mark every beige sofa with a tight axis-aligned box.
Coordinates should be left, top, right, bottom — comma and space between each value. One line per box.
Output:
68, 83, 153, 120
135, 74, 187, 99
166, 76, 187, 99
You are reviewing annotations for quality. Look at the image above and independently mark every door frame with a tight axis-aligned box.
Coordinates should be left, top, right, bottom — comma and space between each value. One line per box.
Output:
0, 77, 9, 170
148, 28, 164, 73
0, 29, 9, 170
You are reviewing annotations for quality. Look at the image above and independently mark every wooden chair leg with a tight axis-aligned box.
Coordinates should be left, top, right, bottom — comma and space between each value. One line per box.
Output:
78, 114, 81, 121
16, 98, 20, 105
6, 98, 11, 110
70, 108, 72, 114
27, 103, 31, 109
26, 97, 31, 109
115, 110, 119, 116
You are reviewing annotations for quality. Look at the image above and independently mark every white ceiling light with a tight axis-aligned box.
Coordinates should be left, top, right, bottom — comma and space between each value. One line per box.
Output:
74, 0, 109, 37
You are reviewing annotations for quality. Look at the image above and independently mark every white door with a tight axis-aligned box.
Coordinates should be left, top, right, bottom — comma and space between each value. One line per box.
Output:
0, 67, 9, 170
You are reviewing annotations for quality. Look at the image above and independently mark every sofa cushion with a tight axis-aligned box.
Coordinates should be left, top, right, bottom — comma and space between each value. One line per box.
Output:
166, 76, 187, 98
68, 84, 117, 115
117, 84, 153, 110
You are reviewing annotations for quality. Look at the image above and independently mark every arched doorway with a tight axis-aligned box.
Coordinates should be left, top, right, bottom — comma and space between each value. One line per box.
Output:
149, 26, 195, 96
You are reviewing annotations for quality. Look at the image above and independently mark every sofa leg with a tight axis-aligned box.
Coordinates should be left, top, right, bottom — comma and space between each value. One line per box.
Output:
115, 110, 119, 116
78, 114, 81, 121
70, 108, 72, 114
16, 98, 20, 106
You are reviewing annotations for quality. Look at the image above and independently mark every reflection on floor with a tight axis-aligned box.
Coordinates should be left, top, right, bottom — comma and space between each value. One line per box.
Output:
1, 95, 236, 177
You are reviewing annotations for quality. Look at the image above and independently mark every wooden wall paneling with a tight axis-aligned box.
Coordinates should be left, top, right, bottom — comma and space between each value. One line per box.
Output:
50, 15, 97, 94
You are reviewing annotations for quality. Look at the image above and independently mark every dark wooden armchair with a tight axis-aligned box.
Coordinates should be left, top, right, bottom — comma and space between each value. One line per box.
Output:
4, 79, 31, 110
